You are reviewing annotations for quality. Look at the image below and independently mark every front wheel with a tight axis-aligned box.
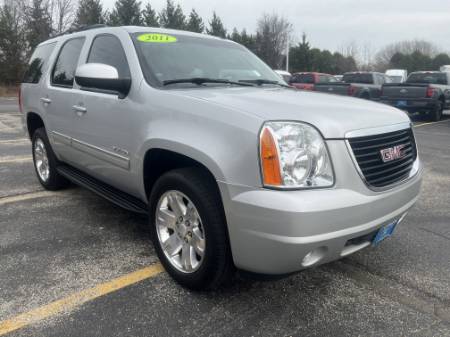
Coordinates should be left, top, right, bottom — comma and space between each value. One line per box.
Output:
149, 168, 234, 290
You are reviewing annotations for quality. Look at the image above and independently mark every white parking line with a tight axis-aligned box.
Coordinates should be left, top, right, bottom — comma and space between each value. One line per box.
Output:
0, 156, 32, 164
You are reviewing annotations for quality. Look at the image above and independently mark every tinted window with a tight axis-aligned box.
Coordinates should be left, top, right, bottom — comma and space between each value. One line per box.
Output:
88, 35, 130, 78
52, 38, 85, 87
407, 73, 447, 85
23, 42, 56, 84
317, 75, 337, 84
293, 74, 315, 84
343, 73, 374, 84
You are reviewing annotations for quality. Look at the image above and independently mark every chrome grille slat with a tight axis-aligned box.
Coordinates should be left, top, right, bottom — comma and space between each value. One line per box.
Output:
348, 128, 417, 188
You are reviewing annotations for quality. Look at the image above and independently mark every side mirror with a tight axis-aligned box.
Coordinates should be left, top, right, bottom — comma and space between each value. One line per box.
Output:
75, 63, 131, 98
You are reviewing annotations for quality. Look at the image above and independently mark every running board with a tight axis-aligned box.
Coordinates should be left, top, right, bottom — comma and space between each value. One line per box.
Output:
57, 165, 148, 214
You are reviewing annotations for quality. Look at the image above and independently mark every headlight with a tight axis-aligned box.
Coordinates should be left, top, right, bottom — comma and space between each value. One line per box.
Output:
259, 121, 334, 189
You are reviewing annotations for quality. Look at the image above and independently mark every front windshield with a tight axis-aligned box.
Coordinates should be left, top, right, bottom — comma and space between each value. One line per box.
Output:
389, 76, 403, 83
131, 32, 282, 87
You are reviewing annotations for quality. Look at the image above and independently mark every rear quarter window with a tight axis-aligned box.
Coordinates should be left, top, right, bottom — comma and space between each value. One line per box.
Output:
22, 42, 56, 84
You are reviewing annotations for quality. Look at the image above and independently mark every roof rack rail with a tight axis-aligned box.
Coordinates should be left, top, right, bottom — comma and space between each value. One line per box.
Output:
55, 24, 108, 37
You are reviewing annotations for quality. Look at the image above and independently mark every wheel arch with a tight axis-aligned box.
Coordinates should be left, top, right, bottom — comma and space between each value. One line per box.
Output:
140, 142, 226, 201
26, 111, 46, 139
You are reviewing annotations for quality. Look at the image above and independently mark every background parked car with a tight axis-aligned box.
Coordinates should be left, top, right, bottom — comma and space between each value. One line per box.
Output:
380, 71, 450, 121
314, 72, 391, 101
274, 70, 292, 83
386, 69, 408, 83
440, 65, 450, 72
334, 75, 343, 82
289, 72, 338, 91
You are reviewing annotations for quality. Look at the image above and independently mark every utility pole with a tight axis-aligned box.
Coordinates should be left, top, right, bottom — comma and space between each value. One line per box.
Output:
286, 39, 290, 72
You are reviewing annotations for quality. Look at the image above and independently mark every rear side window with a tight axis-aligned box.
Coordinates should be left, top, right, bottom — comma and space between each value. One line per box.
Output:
52, 38, 85, 87
317, 75, 337, 84
22, 42, 56, 84
343, 73, 374, 84
407, 73, 448, 85
87, 35, 130, 78
293, 74, 314, 84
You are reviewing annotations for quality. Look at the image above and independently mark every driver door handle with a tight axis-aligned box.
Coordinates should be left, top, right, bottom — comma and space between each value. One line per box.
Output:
40, 97, 52, 104
72, 105, 87, 114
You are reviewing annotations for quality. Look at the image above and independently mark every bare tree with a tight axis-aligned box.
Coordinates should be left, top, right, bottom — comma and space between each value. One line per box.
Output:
256, 13, 292, 69
375, 39, 440, 70
51, 0, 75, 33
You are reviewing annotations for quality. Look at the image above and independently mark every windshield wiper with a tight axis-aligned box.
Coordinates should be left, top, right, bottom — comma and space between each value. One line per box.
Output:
238, 79, 291, 88
163, 77, 255, 87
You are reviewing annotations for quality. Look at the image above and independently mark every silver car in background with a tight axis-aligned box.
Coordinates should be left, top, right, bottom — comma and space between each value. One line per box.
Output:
20, 26, 422, 289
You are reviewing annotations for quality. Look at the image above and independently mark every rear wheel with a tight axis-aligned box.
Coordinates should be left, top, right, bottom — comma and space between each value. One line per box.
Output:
32, 128, 69, 190
429, 101, 443, 122
149, 167, 234, 290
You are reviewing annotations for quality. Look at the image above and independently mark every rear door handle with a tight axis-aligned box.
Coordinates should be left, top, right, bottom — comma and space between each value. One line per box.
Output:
72, 105, 87, 114
40, 97, 52, 104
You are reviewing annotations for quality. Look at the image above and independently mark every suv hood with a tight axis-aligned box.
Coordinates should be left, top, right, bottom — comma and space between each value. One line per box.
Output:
175, 87, 410, 138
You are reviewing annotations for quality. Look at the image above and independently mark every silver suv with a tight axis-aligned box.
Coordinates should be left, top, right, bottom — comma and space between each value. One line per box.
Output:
20, 26, 423, 290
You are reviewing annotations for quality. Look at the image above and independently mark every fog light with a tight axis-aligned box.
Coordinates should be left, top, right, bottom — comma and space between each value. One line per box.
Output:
301, 246, 328, 267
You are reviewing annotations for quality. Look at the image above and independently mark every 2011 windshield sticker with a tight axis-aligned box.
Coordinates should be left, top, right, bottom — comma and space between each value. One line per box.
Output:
137, 33, 177, 43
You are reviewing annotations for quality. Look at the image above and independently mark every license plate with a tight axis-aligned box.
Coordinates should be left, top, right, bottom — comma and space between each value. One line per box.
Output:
397, 100, 408, 107
372, 221, 397, 246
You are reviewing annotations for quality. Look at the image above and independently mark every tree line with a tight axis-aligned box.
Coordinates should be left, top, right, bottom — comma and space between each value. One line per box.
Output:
1, 0, 450, 86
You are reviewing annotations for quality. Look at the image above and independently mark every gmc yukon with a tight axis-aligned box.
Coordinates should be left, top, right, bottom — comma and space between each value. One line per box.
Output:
20, 26, 422, 290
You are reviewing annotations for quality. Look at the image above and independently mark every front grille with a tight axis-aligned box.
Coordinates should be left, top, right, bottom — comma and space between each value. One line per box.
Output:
348, 128, 417, 188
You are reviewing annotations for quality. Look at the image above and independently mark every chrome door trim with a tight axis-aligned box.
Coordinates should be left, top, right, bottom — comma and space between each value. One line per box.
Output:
72, 138, 130, 170
51, 131, 130, 170
51, 131, 71, 145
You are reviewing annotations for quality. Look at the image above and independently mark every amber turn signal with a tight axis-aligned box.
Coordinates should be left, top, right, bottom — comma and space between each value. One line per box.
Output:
260, 127, 282, 186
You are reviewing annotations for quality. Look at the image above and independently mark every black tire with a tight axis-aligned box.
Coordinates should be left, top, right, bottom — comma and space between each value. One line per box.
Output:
429, 101, 443, 122
31, 128, 70, 190
149, 167, 234, 290
360, 92, 370, 100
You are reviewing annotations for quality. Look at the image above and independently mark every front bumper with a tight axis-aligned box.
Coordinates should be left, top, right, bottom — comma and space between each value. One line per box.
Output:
218, 140, 423, 275
380, 98, 438, 113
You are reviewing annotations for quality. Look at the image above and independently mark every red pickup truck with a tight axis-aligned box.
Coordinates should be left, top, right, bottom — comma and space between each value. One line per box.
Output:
289, 72, 338, 91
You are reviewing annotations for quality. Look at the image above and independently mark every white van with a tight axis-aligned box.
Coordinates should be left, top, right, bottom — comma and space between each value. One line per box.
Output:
385, 69, 408, 83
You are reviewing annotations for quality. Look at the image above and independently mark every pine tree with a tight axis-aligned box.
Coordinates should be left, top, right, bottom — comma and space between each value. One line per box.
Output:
159, 0, 185, 29
142, 3, 158, 27
185, 9, 203, 33
108, 0, 142, 26
74, 0, 104, 27
24, 0, 53, 52
0, 1, 25, 84
206, 12, 226, 38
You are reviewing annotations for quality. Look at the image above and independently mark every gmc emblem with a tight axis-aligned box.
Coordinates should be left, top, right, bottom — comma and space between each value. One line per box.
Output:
380, 144, 407, 163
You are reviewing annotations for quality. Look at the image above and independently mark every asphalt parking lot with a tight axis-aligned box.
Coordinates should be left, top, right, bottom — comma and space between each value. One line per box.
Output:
1, 97, 450, 337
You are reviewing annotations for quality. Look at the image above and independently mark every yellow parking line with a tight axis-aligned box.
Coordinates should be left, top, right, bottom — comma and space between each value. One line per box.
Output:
0, 138, 28, 145
0, 191, 57, 206
414, 119, 450, 128
0, 263, 164, 336
0, 155, 32, 164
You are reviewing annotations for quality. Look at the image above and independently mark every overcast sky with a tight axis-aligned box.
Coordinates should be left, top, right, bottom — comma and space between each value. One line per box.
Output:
103, 0, 450, 53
